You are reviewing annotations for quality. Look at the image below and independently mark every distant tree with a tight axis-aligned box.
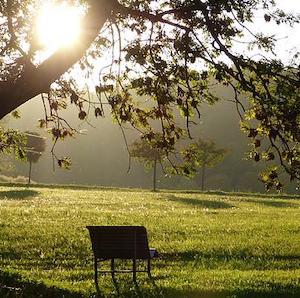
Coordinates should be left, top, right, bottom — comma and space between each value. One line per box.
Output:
182, 138, 227, 191
25, 132, 46, 184
130, 139, 166, 192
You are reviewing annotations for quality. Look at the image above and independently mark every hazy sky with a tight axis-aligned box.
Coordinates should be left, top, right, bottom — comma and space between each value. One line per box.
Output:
277, 0, 299, 12
69, 0, 300, 88
226, 0, 298, 65
252, 0, 299, 62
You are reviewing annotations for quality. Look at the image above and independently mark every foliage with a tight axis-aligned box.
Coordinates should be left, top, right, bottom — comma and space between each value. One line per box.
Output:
0, 127, 26, 160
130, 138, 167, 191
23, 131, 46, 183
179, 138, 227, 190
0, 185, 299, 297
0, 0, 299, 188
130, 138, 165, 169
181, 138, 227, 175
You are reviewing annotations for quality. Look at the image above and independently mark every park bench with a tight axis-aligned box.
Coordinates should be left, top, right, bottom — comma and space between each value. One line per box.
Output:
86, 226, 158, 285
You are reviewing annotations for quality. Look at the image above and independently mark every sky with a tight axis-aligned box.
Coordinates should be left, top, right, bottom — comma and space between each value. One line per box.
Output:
277, 0, 299, 12
250, 0, 300, 62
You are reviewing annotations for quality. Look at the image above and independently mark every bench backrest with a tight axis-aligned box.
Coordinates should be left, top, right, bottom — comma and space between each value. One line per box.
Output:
86, 226, 150, 259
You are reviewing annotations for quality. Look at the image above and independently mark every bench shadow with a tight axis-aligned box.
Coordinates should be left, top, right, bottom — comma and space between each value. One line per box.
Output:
164, 195, 234, 209
0, 189, 39, 200
161, 249, 300, 270
164, 249, 300, 260
0, 270, 83, 298
96, 275, 164, 298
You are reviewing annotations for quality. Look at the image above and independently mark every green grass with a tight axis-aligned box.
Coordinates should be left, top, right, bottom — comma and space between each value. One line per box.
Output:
0, 185, 299, 297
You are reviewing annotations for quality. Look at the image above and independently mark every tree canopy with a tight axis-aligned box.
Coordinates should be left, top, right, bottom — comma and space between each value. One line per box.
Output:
130, 138, 166, 191
181, 138, 227, 190
25, 132, 46, 163
0, 0, 299, 189
24, 131, 46, 183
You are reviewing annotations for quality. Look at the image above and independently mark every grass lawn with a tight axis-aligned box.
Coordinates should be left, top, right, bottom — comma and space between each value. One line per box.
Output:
0, 184, 299, 297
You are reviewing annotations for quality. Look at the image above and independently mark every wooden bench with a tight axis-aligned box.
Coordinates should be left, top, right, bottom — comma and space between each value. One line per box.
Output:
86, 226, 158, 284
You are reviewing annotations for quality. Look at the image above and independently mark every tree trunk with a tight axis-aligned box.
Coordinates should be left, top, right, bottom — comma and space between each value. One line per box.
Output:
28, 161, 32, 184
153, 158, 157, 192
201, 164, 206, 191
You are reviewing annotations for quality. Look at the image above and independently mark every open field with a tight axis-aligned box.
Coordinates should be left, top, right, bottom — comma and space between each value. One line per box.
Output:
0, 184, 299, 297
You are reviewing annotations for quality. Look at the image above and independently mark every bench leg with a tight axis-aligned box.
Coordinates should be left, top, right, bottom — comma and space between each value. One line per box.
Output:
94, 258, 99, 293
147, 259, 152, 278
111, 258, 115, 279
94, 258, 98, 284
132, 258, 137, 282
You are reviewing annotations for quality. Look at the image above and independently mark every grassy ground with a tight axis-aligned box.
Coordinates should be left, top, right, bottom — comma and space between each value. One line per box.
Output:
0, 184, 299, 297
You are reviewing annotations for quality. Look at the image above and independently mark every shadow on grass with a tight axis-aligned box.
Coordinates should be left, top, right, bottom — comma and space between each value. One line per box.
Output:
201, 190, 299, 200
94, 277, 300, 298
242, 198, 298, 208
0, 189, 39, 200
162, 288, 300, 298
94, 275, 163, 298
2, 270, 300, 298
0, 270, 83, 298
164, 195, 234, 209
160, 249, 300, 269
0, 250, 21, 261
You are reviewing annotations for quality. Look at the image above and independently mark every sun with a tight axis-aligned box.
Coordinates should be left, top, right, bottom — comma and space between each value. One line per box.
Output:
36, 1, 83, 53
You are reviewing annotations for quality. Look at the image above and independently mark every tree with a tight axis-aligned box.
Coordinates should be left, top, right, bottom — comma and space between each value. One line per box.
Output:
181, 138, 227, 191
24, 132, 46, 184
0, 0, 299, 189
130, 139, 166, 191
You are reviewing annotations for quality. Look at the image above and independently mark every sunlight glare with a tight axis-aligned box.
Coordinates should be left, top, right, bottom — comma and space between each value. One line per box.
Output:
36, 2, 82, 52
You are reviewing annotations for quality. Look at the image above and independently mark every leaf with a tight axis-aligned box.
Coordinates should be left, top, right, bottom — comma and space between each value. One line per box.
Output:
78, 111, 87, 120
254, 139, 261, 148
248, 128, 258, 138
11, 110, 21, 119
70, 92, 78, 104
266, 152, 275, 161
177, 86, 184, 97
264, 14, 271, 22
94, 107, 102, 118
57, 157, 71, 170
38, 119, 47, 128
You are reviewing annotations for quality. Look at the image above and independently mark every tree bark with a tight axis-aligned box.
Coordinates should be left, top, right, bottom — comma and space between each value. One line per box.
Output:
201, 164, 206, 191
153, 158, 157, 192
28, 161, 32, 184
0, 0, 119, 119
